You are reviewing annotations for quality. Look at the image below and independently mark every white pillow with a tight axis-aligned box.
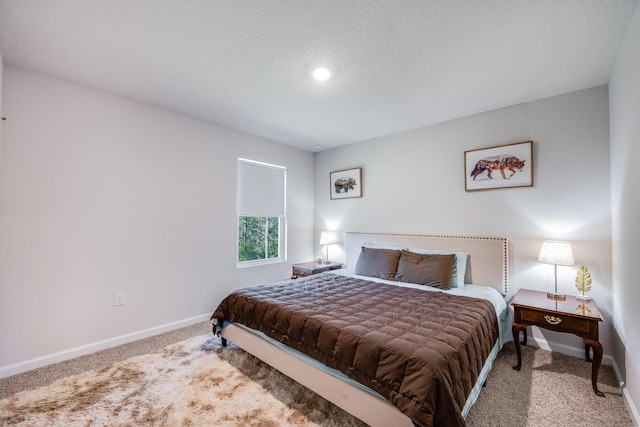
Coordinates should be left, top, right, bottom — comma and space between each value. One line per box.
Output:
406, 247, 469, 288
362, 242, 405, 251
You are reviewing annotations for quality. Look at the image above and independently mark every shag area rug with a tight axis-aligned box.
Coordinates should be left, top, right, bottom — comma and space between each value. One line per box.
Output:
0, 334, 366, 426
0, 333, 634, 426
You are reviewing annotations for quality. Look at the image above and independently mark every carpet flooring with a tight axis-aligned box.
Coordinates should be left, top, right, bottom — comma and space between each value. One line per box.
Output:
0, 321, 635, 426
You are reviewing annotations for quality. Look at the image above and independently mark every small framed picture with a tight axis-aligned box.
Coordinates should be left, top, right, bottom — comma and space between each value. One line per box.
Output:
330, 167, 362, 199
464, 141, 534, 191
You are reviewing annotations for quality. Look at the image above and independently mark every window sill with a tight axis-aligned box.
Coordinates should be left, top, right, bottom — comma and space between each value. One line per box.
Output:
237, 258, 286, 269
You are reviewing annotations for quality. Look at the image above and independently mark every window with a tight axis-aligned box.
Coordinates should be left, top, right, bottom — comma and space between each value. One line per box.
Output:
237, 158, 286, 266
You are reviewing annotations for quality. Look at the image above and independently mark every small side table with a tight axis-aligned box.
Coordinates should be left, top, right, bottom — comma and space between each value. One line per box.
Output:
292, 261, 342, 279
511, 288, 604, 396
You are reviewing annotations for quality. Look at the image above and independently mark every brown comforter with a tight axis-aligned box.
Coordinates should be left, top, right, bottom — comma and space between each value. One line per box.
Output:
211, 274, 498, 427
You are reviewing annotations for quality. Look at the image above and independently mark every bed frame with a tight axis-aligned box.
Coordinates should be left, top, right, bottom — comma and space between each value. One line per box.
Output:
220, 232, 509, 426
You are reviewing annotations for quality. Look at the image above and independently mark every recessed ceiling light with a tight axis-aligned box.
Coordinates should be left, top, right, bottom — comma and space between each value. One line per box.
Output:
312, 67, 331, 81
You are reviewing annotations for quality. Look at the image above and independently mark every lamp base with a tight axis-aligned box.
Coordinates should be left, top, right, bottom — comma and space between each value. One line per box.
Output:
547, 292, 566, 301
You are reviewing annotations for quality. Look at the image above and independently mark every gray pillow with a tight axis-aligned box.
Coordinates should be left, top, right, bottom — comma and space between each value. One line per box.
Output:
394, 250, 456, 289
354, 246, 401, 280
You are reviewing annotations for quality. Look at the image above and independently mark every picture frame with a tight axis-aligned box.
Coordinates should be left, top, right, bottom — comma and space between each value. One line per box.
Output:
464, 141, 534, 191
330, 167, 362, 199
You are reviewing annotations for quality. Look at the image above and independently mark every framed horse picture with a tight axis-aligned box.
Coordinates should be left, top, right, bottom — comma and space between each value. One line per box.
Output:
464, 141, 534, 191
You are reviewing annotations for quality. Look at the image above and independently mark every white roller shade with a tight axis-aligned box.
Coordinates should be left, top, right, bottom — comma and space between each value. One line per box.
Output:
237, 159, 286, 217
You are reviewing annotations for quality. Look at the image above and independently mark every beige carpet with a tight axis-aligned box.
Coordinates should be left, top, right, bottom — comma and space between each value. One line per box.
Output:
0, 329, 634, 426
466, 342, 633, 427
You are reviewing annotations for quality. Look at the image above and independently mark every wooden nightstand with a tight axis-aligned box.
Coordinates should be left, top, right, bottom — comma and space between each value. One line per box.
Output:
292, 261, 343, 279
511, 288, 604, 396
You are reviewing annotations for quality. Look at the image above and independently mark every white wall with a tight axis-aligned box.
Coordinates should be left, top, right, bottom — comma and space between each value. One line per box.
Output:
610, 2, 640, 421
0, 66, 314, 371
0, 50, 3, 149
315, 86, 613, 357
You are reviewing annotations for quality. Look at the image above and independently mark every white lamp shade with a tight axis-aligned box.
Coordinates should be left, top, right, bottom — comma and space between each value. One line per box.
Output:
538, 240, 575, 266
319, 231, 338, 245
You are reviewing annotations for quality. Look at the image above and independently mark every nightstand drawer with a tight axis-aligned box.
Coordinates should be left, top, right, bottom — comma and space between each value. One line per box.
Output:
520, 308, 590, 334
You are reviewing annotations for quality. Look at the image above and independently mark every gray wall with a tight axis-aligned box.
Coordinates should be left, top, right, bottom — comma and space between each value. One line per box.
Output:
0, 67, 314, 371
610, 2, 640, 421
314, 86, 613, 358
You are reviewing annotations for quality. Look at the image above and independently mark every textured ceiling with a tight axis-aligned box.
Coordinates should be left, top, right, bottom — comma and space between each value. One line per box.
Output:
0, 0, 637, 152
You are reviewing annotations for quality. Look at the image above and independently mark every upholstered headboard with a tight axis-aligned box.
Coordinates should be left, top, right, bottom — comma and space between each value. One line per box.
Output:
345, 232, 509, 295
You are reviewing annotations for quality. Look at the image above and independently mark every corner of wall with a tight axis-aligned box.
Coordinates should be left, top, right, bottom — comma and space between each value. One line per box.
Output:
0, 49, 4, 125
609, 0, 640, 423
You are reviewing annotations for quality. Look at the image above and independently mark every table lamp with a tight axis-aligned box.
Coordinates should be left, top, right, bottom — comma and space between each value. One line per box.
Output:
538, 240, 574, 300
319, 231, 338, 264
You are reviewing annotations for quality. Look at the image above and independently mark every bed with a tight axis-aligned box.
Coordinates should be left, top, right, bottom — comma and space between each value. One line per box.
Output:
211, 232, 511, 427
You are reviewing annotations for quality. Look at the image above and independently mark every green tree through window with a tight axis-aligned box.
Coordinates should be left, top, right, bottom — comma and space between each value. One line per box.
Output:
238, 216, 280, 262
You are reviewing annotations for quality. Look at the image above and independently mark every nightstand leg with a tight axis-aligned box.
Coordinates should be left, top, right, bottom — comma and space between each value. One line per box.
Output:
584, 338, 604, 397
512, 324, 526, 371
585, 343, 592, 362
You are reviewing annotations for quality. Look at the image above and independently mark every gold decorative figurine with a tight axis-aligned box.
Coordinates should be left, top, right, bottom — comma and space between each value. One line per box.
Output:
575, 265, 593, 300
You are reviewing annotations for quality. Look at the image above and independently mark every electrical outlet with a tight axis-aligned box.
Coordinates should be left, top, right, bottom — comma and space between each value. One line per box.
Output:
114, 291, 126, 306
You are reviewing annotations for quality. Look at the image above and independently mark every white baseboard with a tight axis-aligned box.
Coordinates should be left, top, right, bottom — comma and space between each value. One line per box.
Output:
621, 383, 640, 426
524, 335, 614, 366
0, 313, 211, 379
610, 357, 640, 427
